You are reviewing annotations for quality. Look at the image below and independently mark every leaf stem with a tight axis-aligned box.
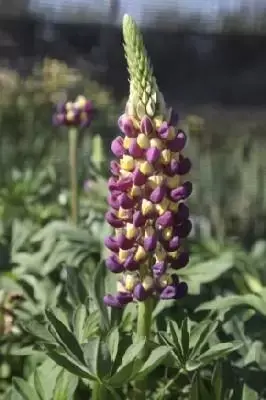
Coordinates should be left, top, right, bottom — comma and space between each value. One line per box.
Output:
91, 382, 108, 400
68, 127, 79, 225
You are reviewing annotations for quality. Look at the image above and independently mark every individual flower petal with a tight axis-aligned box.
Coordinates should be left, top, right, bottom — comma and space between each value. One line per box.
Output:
116, 234, 134, 250
106, 255, 124, 273
146, 147, 161, 163
118, 115, 137, 137
168, 130, 187, 152
111, 136, 125, 157
176, 156, 192, 175
156, 211, 174, 228
172, 251, 189, 269
170, 181, 193, 202
144, 235, 157, 252
133, 283, 149, 301
133, 210, 146, 227
129, 139, 145, 158
118, 193, 135, 209
152, 261, 167, 277
105, 211, 125, 228
132, 168, 147, 186
175, 219, 192, 238
140, 115, 154, 134
168, 108, 179, 126
160, 285, 177, 299
175, 282, 188, 299
150, 186, 166, 204
104, 236, 119, 252
124, 255, 139, 271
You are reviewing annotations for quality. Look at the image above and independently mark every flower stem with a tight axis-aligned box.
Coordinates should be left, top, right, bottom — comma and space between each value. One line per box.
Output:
134, 297, 154, 399
68, 127, 79, 225
91, 382, 108, 400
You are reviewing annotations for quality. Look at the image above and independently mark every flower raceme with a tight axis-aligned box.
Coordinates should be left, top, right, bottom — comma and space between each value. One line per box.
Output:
104, 110, 192, 308
53, 95, 94, 128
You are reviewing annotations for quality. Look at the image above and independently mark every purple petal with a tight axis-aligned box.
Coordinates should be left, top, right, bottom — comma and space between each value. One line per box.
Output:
172, 251, 189, 269
175, 203, 190, 222
107, 194, 120, 209
110, 160, 120, 176
156, 211, 174, 228
116, 234, 134, 250
118, 115, 136, 137
117, 292, 134, 304
176, 156, 192, 175
132, 168, 147, 186
175, 219, 192, 238
129, 140, 145, 158
170, 181, 193, 202
176, 282, 188, 299
133, 211, 146, 227
140, 116, 154, 135
111, 136, 125, 157
150, 186, 166, 204
104, 294, 123, 308
146, 147, 161, 163
118, 193, 135, 209
164, 159, 179, 176
157, 121, 170, 139
168, 131, 187, 152
124, 255, 139, 271
164, 236, 181, 252
152, 261, 167, 277
133, 284, 149, 301
105, 211, 125, 228
104, 236, 119, 252
144, 235, 157, 252
160, 285, 177, 299
106, 255, 124, 273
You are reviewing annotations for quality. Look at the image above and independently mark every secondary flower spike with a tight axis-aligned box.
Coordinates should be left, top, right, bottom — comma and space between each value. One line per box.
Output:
104, 14, 192, 308
53, 95, 94, 128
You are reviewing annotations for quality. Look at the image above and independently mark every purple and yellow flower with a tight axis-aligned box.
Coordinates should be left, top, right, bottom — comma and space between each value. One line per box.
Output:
53, 95, 94, 128
103, 15, 192, 308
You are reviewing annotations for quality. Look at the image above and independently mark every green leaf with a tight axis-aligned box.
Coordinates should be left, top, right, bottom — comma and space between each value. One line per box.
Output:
134, 346, 169, 381
92, 261, 109, 330
45, 349, 95, 381
181, 317, 190, 360
83, 337, 112, 379
66, 268, 88, 306
34, 370, 47, 400
121, 340, 146, 366
12, 378, 41, 400
179, 251, 234, 284
53, 369, 79, 400
107, 361, 135, 387
211, 362, 224, 400
242, 384, 259, 400
107, 327, 120, 362
197, 341, 243, 366
45, 309, 85, 363
168, 320, 184, 364
72, 305, 87, 343
189, 373, 212, 400
22, 318, 56, 344
197, 294, 266, 316
189, 320, 219, 359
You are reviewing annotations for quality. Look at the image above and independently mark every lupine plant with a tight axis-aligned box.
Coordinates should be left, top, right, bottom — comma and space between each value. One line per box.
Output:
10, 15, 249, 400
104, 15, 192, 318
53, 96, 95, 225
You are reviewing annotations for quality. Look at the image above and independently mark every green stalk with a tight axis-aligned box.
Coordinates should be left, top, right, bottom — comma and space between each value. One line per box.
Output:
134, 295, 154, 399
91, 382, 108, 400
68, 127, 79, 225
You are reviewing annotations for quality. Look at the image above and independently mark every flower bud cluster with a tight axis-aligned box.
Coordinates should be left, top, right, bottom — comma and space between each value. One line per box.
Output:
104, 108, 192, 308
53, 95, 94, 128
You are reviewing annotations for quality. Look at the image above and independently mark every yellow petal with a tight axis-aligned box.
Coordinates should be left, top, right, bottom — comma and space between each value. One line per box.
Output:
160, 149, 171, 165
150, 138, 164, 149
120, 155, 135, 171
137, 133, 150, 149
166, 175, 180, 189
119, 249, 129, 262
134, 246, 147, 262
141, 199, 154, 216
139, 160, 153, 175
123, 136, 133, 150
125, 223, 137, 239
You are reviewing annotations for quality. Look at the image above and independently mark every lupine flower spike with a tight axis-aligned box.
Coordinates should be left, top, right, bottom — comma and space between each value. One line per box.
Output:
53, 95, 94, 128
104, 15, 192, 308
